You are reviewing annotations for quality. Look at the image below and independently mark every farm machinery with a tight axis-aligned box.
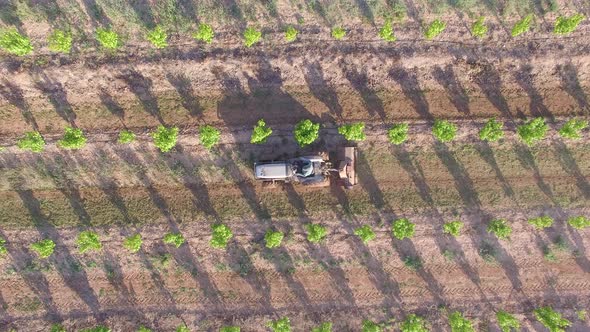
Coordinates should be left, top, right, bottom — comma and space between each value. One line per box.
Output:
254, 146, 357, 189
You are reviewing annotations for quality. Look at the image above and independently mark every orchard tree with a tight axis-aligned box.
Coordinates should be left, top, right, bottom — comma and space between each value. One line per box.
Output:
331, 27, 346, 40
432, 120, 457, 142
17, 131, 45, 152
58, 127, 87, 149
517, 117, 548, 145
559, 119, 587, 139
0, 29, 33, 56
496, 310, 520, 332
512, 15, 533, 37
264, 229, 284, 248
123, 234, 142, 253
311, 322, 332, 332
354, 225, 376, 244
294, 119, 320, 147
479, 118, 504, 142
250, 119, 272, 144
305, 223, 327, 243
443, 221, 463, 237
392, 218, 415, 240
424, 19, 446, 39
471, 17, 488, 38
77, 231, 102, 253
152, 125, 178, 152
199, 125, 220, 149
379, 20, 396, 42
194, 23, 214, 43
568, 216, 590, 229
400, 314, 428, 332
118, 130, 136, 144
210, 224, 233, 248
284, 26, 298, 42
487, 219, 512, 239
528, 216, 554, 229
48, 29, 72, 53
388, 123, 409, 144
163, 232, 185, 248
96, 28, 120, 49
147, 25, 168, 48
554, 13, 585, 34
267, 317, 290, 332
534, 307, 570, 331
243, 27, 262, 47
448, 311, 475, 332
30, 239, 56, 258
338, 122, 366, 141
362, 320, 381, 332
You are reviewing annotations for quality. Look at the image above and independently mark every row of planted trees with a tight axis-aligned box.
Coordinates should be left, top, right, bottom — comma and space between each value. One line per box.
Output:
0, 13, 586, 56
10, 117, 589, 154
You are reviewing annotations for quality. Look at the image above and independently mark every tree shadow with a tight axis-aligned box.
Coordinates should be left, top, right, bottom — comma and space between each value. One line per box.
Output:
0, 79, 39, 131
473, 64, 520, 121
473, 142, 516, 200
432, 65, 470, 116
354, 0, 375, 25
388, 67, 432, 120
116, 69, 164, 124
303, 60, 343, 121
166, 73, 203, 118
552, 140, 590, 199
513, 64, 552, 119
341, 65, 386, 120
81, 0, 112, 28
33, 73, 77, 126
98, 89, 125, 121
556, 62, 589, 115
356, 149, 390, 212
128, 0, 156, 29
0, 0, 23, 30
512, 143, 558, 205
176, 0, 198, 22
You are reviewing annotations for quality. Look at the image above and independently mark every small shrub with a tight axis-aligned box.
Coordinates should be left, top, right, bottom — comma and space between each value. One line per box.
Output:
251, 119, 272, 144
151, 125, 178, 152
96, 28, 120, 49
294, 119, 320, 147
147, 25, 168, 48
528, 216, 554, 229
442, 249, 456, 261
479, 242, 497, 263
331, 27, 346, 40
354, 225, 376, 244
362, 320, 381, 332
17, 131, 45, 152
194, 23, 214, 43
267, 317, 290, 332
392, 218, 415, 240
311, 322, 332, 332
118, 130, 136, 144
163, 232, 185, 248
403, 256, 422, 270
443, 221, 463, 237
199, 125, 220, 149
400, 313, 428, 332
559, 119, 587, 139
0, 29, 33, 56
543, 245, 557, 262
30, 239, 55, 258
379, 20, 396, 42
81, 326, 110, 332
58, 127, 87, 149
432, 120, 457, 142
479, 118, 504, 142
285, 26, 298, 42
487, 219, 512, 239
517, 117, 548, 145
512, 15, 533, 37
137, 327, 151, 332
338, 122, 366, 141
305, 223, 327, 243
534, 307, 571, 332
448, 311, 475, 332
471, 17, 488, 38
496, 310, 520, 332
0, 237, 7, 256
77, 231, 102, 253
567, 216, 590, 229
123, 234, 142, 253
424, 19, 446, 39
243, 27, 262, 47
264, 230, 284, 248
48, 29, 72, 53
211, 224, 233, 248
50, 324, 66, 332
554, 13, 585, 34
176, 324, 190, 332
220, 327, 240, 332
388, 123, 409, 144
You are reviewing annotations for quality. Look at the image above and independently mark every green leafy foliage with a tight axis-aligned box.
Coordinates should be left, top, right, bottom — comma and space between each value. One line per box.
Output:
285, 26, 298, 42
338, 123, 366, 141
511, 15, 533, 37
123, 234, 142, 253
305, 223, 327, 243
528, 216, 554, 229
0, 29, 33, 56
137, 327, 152, 332
496, 310, 520, 332
311, 322, 332, 332
199, 125, 221, 149
264, 230, 284, 248
163, 232, 185, 248
487, 219, 512, 239
559, 119, 587, 139
400, 313, 428, 332
81, 326, 110, 332
251, 119, 273, 144
448, 311, 475, 332
379, 20, 397, 42
118, 130, 136, 144
479, 118, 504, 141
50, 324, 66, 332
211, 224, 233, 248
267, 317, 290, 332
0, 237, 7, 256
432, 120, 457, 142
471, 17, 488, 38
443, 221, 463, 237
554, 13, 585, 34
176, 324, 190, 332
568, 216, 590, 229
220, 327, 240, 332
58, 127, 87, 149
96, 28, 120, 49
331, 27, 346, 40
48, 29, 72, 53
151, 125, 178, 152
392, 218, 415, 240
424, 19, 446, 40
30, 239, 55, 258
243, 27, 262, 47
517, 117, 548, 145
147, 25, 168, 48
354, 225, 376, 244
77, 231, 102, 253
294, 119, 320, 147
534, 307, 571, 332
362, 320, 381, 332
578, 310, 587, 321
194, 23, 214, 43
17, 131, 45, 152
388, 123, 409, 144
